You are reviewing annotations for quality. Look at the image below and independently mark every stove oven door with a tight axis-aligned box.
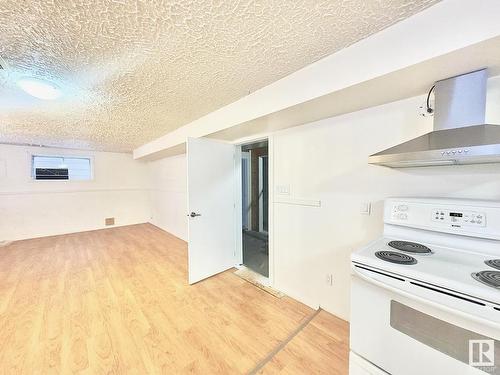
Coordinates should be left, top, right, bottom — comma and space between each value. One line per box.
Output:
350, 272, 500, 375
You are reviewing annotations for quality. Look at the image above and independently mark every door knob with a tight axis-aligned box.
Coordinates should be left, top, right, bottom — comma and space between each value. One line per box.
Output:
189, 212, 201, 218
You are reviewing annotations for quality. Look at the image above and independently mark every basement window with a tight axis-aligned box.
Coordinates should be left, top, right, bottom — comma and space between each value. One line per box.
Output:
32, 155, 92, 181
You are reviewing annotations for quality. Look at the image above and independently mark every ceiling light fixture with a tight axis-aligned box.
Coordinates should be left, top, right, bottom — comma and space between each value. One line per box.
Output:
17, 77, 62, 100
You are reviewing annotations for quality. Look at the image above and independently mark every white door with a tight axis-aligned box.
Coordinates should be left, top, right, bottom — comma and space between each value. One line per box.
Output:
187, 137, 236, 284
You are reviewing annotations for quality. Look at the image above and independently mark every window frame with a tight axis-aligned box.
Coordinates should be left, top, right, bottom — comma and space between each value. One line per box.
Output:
30, 153, 94, 182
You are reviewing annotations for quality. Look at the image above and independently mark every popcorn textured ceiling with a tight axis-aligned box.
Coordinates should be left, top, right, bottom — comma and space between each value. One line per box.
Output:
0, 0, 439, 152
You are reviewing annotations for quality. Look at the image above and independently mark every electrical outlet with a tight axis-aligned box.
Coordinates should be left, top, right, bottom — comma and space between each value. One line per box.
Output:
105, 217, 115, 226
326, 274, 333, 286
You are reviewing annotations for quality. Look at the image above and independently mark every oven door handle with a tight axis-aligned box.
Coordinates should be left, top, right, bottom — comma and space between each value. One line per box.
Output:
352, 266, 500, 330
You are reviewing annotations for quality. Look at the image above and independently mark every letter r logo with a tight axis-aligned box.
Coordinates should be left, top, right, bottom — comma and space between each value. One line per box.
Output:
469, 339, 495, 367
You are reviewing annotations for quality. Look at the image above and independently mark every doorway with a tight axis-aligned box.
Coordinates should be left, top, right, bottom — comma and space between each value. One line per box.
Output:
241, 140, 269, 277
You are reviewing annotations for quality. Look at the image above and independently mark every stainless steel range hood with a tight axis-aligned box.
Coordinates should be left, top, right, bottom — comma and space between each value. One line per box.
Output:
369, 69, 500, 167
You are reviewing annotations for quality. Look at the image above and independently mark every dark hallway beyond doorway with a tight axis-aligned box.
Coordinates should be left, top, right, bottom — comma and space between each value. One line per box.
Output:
241, 140, 269, 278
242, 230, 269, 277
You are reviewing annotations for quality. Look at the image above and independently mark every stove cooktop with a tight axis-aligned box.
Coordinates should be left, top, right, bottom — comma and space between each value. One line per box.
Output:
388, 240, 432, 254
375, 250, 417, 265
486, 259, 500, 271
472, 270, 500, 289
374, 241, 500, 291
352, 237, 500, 305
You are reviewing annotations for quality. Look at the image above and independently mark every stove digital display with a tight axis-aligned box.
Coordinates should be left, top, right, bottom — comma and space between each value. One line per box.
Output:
449, 212, 463, 217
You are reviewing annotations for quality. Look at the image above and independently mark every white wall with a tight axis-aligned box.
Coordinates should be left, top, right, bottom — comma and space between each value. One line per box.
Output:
0, 144, 151, 241
147, 154, 188, 241
144, 77, 500, 321
272, 76, 500, 321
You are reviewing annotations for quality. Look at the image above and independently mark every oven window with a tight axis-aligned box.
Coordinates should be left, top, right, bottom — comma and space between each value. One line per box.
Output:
390, 301, 499, 374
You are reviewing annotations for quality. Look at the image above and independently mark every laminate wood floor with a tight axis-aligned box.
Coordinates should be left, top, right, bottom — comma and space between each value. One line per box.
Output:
258, 310, 349, 374
0, 224, 349, 374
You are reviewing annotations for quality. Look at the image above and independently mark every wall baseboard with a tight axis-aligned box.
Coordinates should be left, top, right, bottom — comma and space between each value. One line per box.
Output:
5, 222, 150, 243
147, 222, 188, 243
0, 188, 148, 196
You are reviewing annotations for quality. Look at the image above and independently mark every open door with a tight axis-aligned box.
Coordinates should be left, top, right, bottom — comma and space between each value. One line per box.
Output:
187, 137, 236, 284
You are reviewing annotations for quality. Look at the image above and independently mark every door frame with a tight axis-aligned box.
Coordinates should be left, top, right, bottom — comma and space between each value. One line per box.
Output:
241, 151, 252, 230
233, 135, 274, 286
258, 155, 268, 234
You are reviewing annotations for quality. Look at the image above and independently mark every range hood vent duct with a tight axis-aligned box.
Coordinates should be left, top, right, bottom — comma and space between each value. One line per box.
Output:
369, 69, 500, 168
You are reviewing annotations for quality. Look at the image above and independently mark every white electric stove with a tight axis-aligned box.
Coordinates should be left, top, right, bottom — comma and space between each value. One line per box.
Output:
350, 198, 500, 375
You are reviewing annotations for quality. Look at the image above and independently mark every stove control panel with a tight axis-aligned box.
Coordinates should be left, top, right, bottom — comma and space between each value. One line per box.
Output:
391, 204, 410, 221
385, 198, 500, 240
431, 209, 486, 227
